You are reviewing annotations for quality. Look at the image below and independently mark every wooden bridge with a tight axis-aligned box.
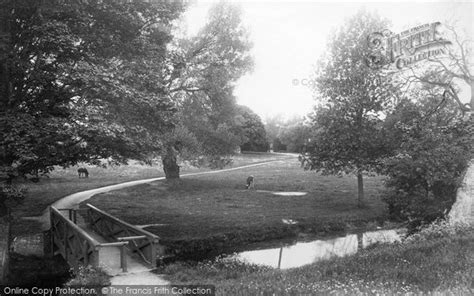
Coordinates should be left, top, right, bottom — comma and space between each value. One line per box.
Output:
46, 204, 164, 274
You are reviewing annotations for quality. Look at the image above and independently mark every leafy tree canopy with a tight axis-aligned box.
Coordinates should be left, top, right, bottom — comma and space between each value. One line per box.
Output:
0, 0, 186, 181
235, 105, 269, 152
160, 1, 254, 178
382, 83, 473, 227
303, 10, 397, 206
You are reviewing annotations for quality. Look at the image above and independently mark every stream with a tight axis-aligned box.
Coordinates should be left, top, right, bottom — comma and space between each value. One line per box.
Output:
227, 228, 406, 269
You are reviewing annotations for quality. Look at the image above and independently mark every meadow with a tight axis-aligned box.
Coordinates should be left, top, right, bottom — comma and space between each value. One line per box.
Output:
7, 153, 294, 284
9, 153, 291, 236
83, 154, 389, 259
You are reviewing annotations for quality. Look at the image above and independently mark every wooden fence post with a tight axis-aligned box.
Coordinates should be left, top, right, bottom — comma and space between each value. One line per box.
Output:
150, 239, 158, 267
278, 247, 283, 269
64, 224, 68, 261
120, 244, 127, 272
91, 247, 100, 268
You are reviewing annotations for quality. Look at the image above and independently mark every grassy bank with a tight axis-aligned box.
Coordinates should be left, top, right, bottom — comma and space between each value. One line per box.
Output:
84, 156, 389, 259
157, 222, 474, 295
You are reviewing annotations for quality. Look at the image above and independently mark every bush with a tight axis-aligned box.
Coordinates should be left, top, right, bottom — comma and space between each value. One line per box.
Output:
0, 185, 27, 202
65, 265, 110, 287
0, 185, 26, 218
404, 220, 472, 243
382, 99, 472, 227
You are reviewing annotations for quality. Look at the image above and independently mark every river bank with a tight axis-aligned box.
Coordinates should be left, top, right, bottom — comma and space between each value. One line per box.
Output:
157, 222, 474, 295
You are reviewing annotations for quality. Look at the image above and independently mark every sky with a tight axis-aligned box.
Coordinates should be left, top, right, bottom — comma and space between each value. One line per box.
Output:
181, 0, 473, 119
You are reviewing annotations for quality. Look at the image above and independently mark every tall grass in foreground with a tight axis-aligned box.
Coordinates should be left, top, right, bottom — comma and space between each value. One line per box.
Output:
159, 221, 474, 295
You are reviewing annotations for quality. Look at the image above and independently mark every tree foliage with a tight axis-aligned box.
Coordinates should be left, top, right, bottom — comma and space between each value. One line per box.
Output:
303, 10, 396, 206
264, 114, 311, 152
278, 117, 312, 153
161, 1, 254, 178
0, 1, 186, 182
394, 23, 473, 113
382, 90, 473, 227
263, 114, 285, 151
375, 22, 473, 226
235, 105, 269, 152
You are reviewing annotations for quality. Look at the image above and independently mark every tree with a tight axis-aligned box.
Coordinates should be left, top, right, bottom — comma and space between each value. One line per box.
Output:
263, 114, 286, 151
382, 94, 472, 226
161, 1, 254, 178
303, 10, 396, 207
371, 22, 473, 114
0, 1, 185, 183
278, 116, 312, 153
264, 114, 309, 152
366, 20, 473, 225
235, 105, 269, 152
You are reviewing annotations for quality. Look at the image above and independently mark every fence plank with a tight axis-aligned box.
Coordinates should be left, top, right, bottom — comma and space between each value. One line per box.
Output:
86, 203, 161, 267
49, 207, 101, 271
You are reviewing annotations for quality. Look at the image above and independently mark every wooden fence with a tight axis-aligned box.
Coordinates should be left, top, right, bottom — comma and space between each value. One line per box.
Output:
85, 203, 161, 268
49, 207, 129, 272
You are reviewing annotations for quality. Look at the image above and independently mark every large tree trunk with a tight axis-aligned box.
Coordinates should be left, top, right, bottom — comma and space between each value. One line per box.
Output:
162, 146, 180, 179
357, 170, 364, 207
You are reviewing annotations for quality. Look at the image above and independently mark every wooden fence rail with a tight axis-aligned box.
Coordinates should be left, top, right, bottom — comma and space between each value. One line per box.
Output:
85, 203, 161, 268
49, 206, 129, 272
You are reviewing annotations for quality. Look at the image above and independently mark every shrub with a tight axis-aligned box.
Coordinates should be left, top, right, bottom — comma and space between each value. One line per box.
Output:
382, 98, 473, 227
65, 265, 110, 287
404, 220, 472, 243
0, 185, 27, 203
0, 185, 26, 218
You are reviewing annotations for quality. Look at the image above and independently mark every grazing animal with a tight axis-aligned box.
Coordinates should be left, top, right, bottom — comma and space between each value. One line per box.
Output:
246, 175, 255, 189
77, 168, 89, 178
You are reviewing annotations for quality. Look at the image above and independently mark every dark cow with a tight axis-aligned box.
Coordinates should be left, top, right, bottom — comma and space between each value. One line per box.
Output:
77, 168, 89, 178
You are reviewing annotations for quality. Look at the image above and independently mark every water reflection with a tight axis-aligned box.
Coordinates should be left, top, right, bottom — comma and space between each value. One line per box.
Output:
231, 229, 404, 269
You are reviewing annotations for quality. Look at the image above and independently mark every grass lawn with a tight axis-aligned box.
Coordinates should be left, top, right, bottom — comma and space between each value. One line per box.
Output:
83, 156, 389, 258
157, 222, 474, 295
8, 153, 291, 236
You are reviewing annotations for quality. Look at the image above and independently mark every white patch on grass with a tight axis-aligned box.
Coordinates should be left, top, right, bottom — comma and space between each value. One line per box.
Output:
282, 219, 298, 225
272, 192, 307, 196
